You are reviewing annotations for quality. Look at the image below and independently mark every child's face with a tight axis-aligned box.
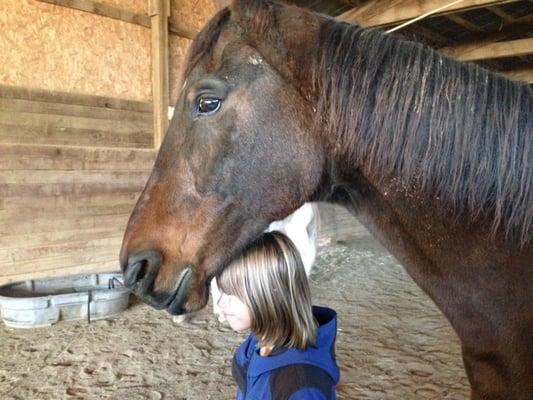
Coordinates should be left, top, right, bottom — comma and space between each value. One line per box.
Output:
217, 292, 252, 332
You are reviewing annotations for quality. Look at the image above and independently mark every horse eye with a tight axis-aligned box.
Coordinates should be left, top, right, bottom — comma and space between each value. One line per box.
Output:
197, 97, 221, 114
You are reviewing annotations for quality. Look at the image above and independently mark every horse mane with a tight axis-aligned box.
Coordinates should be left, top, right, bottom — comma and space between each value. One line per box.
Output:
314, 18, 532, 247
183, 1, 532, 247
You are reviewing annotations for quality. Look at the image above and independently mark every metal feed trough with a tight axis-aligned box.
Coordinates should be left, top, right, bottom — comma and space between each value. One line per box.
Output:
0, 273, 130, 328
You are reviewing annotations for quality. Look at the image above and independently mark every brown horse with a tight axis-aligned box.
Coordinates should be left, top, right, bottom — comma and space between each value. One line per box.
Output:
120, 1, 533, 398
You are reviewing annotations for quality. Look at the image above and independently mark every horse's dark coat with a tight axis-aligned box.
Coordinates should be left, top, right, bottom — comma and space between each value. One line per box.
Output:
120, 1, 533, 399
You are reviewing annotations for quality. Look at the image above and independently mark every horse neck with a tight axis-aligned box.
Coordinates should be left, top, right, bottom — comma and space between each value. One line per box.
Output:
305, 18, 532, 247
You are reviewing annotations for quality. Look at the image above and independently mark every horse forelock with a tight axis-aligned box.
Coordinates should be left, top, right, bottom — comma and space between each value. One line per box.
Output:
182, 8, 231, 80
232, 0, 277, 36
314, 17, 533, 247
182, 0, 278, 80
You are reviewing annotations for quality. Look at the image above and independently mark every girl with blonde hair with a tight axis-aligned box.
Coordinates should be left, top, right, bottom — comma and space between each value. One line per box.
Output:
217, 231, 339, 400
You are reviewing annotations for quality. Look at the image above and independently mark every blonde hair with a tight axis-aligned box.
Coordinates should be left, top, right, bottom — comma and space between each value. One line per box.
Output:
217, 231, 317, 349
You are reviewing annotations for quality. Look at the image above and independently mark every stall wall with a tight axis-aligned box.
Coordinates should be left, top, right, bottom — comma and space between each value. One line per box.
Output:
0, 0, 215, 285
1, 0, 151, 101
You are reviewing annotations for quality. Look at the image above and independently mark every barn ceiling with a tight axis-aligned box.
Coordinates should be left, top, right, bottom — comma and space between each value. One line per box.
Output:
285, 0, 533, 86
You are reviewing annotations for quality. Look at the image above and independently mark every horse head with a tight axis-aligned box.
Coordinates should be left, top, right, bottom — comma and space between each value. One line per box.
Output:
120, 0, 324, 314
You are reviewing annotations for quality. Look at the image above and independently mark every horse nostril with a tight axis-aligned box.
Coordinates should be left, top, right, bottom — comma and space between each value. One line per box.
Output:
123, 250, 162, 291
136, 260, 149, 281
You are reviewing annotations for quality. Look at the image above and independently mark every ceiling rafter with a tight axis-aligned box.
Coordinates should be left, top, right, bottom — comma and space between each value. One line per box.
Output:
337, 0, 518, 27
445, 13, 486, 32
486, 5, 516, 22
503, 67, 533, 83
440, 37, 533, 60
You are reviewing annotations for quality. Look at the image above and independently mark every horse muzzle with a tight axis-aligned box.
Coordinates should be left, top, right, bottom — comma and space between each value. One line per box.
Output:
122, 250, 192, 314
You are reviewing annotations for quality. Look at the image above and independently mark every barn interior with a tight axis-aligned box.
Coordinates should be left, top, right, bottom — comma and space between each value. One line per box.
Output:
0, 1, 531, 399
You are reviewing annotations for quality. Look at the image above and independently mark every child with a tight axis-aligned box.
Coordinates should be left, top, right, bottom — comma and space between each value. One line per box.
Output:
217, 231, 339, 400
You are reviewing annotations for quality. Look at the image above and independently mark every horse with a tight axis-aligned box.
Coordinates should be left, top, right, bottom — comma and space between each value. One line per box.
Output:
119, 1, 533, 398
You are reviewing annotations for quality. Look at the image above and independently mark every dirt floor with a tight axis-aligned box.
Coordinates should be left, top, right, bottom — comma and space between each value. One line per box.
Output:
0, 232, 470, 399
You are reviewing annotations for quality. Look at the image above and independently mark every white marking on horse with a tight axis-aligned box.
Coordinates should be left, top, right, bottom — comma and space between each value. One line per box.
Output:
248, 55, 263, 65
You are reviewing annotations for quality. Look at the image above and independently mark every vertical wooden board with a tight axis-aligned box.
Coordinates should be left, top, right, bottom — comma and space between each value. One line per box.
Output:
169, 35, 191, 104
0, 0, 151, 101
150, 0, 170, 148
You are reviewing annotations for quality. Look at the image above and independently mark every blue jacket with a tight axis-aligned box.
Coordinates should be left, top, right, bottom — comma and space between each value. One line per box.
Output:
232, 306, 340, 400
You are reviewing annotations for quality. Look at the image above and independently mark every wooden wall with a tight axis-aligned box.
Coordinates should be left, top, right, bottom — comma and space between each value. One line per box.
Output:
0, 86, 156, 285
0, 0, 216, 285
1, 0, 152, 101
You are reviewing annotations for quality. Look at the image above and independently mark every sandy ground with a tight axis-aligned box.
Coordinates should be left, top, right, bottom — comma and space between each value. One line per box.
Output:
0, 233, 470, 399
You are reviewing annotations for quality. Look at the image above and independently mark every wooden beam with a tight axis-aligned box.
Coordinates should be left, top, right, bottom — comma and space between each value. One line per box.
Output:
0, 144, 155, 171
0, 84, 152, 113
36, 0, 195, 39
338, 0, 518, 27
486, 5, 516, 22
441, 37, 533, 61
403, 25, 450, 46
445, 14, 485, 32
149, 0, 170, 149
38, 0, 150, 26
503, 68, 533, 84
438, 14, 533, 47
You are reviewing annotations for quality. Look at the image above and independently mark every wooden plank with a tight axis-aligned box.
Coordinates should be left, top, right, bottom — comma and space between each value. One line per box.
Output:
150, 0, 170, 149
0, 106, 153, 148
0, 227, 127, 250
403, 25, 450, 46
0, 110, 152, 134
36, 0, 194, 39
0, 98, 152, 123
0, 261, 120, 286
0, 144, 155, 171
0, 200, 135, 222
0, 237, 123, 266
0, 85, 152, 113
37, 0, 151, 26
435, 14, 533, 51
0, 170, 149, 197
1, 192, 139, 212
0, 123, 153, 148
486, 5, 516, 22
445, 14, 485, 32
337, 0, 518, 27
0, 247, 121, 276
441, 37, 533, 61
0, 213, 131, 236
503, 68, 533, 84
